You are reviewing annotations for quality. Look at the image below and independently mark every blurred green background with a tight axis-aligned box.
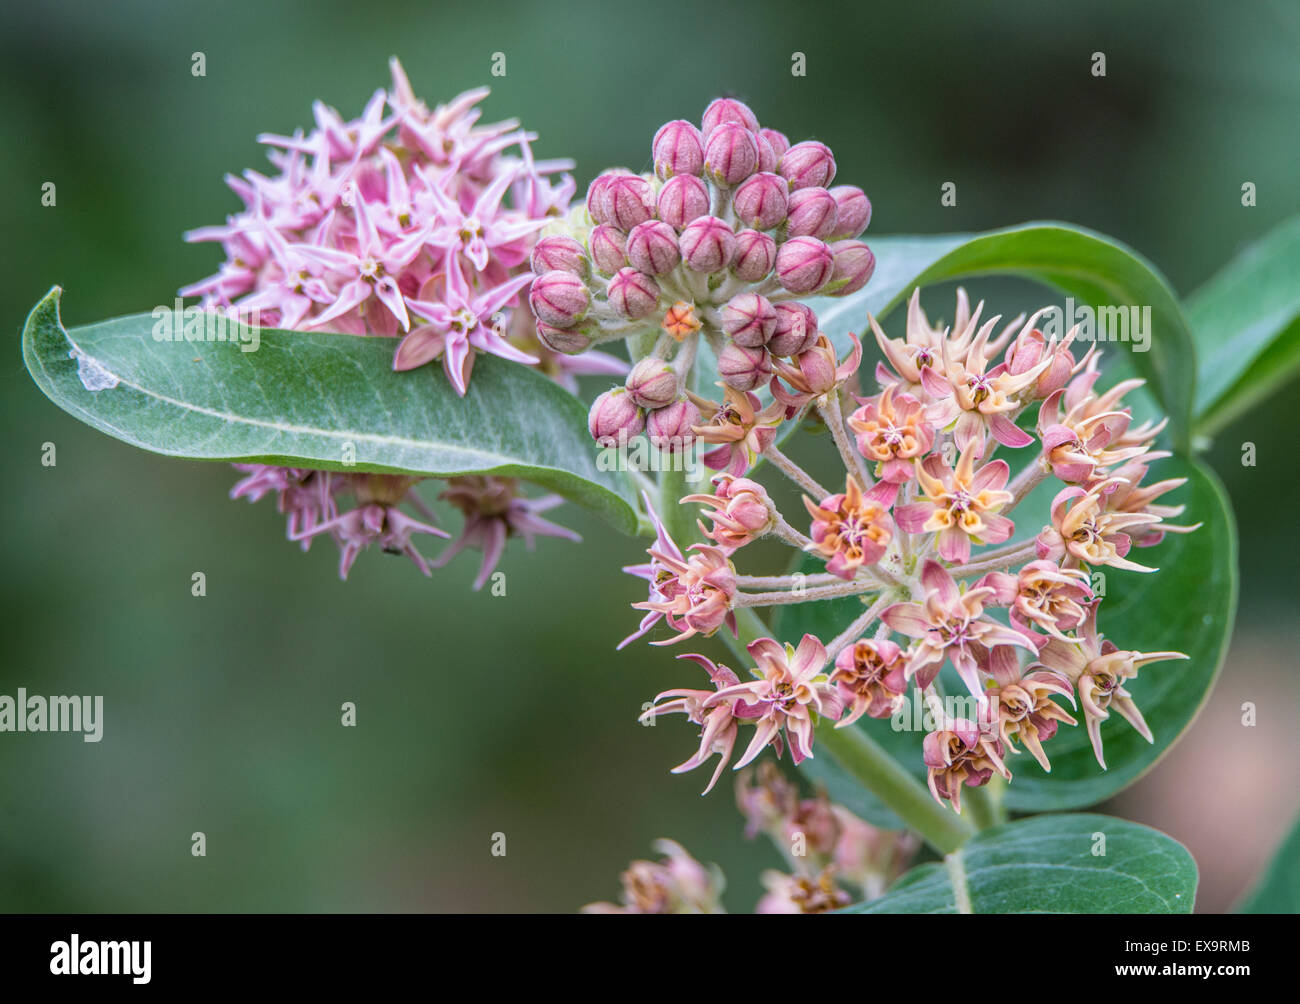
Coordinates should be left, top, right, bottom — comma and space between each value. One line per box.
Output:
2, 0, 1297, 912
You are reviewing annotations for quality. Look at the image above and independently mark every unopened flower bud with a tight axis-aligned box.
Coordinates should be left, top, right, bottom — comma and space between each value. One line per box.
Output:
754, 133, 779, 174
702, 97, 759, 137
626, 220, 681, 276
1008, 328, 1074, 398
605, 174, 657, 231
721, 292, 778, 348
589, 388, 644, 446
657, 174, 711, 231
773, 330, 861, 406
732, 172, 789, 230
704, 476, 774, 546
586, 170, 630, 225
625, 358, 680, 410
535, 321, 594, 355
785, 187, 839, 239
768, 302, 819, 357
760, 128, 791, 159
607, 267, 661, 319
775, 236, 834, 293
1005, 331, 1043, 376
717, 342, 773, 391
680, 216, 737, 273
788, 335, 839, 395
589, 224, 628, 275
779, 141, 836, 190
681, 475, 774, 552
721, 476, 772, 524
531, 235, 589, 277
828, 240, 875, 296
652, 119, 705, 179
530, 270, 590, 327
1039, 351, 1073, 399
732, 229, 777, 281
647, 398, 702, 452
586, 175, 612, 224
829, 185, 871, 238
704, 123, 759, 187
662, 301, 702, 340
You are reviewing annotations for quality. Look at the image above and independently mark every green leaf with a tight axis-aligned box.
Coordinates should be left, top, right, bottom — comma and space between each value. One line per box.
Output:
844, 813, 1197, 913
1187, 214, 1300, 436
806, 222, 1198, 450
1002, 458, 1235, 810
1237, 812, 1300, 913
778, 457, 1236, 813
22, 287, 639, 533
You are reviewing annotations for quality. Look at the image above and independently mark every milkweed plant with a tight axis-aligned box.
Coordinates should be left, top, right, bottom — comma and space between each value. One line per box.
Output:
31, 60, 1293, 914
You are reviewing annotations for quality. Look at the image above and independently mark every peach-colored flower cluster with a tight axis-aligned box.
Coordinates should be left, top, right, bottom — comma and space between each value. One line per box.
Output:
581, 839, 725, 914
584, 762, 916, 914
620, 281, 1197, 812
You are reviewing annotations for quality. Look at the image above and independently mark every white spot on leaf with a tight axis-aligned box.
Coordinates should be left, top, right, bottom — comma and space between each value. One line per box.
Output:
69, 347, 119, 391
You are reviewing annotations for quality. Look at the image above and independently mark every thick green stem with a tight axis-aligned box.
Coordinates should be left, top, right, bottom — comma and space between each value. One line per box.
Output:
626, 329, 659, 361
816, 725, 975, 855
658, 467, 699, 547
730, 606, 770, 649
963, 775, 1006, 830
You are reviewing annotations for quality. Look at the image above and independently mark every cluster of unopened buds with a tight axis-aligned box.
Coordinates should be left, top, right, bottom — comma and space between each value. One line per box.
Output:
527, 97, 873, 455
584, 763, 917, 913
184, 61, 609, 580
617, 274, 1198, 810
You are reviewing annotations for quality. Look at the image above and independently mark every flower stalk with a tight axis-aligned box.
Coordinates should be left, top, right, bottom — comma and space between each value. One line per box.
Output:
734, 580, 880, 607
763, 442, 830, 499
946, 541, 1041, 580
820, 391, 873, 489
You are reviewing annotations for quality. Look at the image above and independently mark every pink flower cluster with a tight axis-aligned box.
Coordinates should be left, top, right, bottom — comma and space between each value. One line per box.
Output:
625, 286, 1198, 810
185, 58, 574, 393
523, 96, 873, 454
231, 468, 576, 586
186, 62, 586, 581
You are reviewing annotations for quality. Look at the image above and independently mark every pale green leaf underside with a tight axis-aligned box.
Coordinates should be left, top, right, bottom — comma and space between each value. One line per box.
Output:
22, 287, 638, 533
844, 813, 1197, 913
1187, 213, 1300, 436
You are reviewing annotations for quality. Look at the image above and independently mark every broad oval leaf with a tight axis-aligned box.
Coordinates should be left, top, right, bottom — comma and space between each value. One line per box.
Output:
843, 813, 1197, 913
1187, 213, 1300, 436
779, 457, 1236, 814
806, 222, 1198, 450
22, 287, 639, 533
